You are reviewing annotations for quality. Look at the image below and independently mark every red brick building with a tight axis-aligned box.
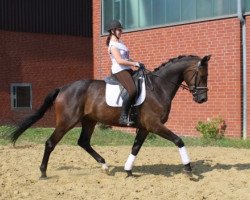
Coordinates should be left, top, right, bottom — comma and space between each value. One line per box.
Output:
0, 0, 93, 126
1, 0, 250, 138
0, 31, 92, 126
93, 0, 250, 138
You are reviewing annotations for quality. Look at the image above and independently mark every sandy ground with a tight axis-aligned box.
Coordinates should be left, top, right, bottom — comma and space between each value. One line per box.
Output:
0, 144, 250, 200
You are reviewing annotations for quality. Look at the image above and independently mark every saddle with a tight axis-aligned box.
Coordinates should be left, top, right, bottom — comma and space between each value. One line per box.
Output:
105, 69, 145, 105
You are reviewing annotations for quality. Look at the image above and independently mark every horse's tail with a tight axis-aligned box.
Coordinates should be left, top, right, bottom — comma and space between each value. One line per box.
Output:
10, 88, 60, 145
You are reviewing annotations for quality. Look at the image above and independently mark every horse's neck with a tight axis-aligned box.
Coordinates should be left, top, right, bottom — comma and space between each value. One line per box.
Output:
157, 63, 188, 85
154, 63, 187, 97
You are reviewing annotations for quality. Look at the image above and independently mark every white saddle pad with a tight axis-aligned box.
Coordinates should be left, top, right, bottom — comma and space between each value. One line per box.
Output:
105, 79, 146, 107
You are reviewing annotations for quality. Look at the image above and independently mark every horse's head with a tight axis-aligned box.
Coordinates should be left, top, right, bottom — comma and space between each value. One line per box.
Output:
184, 55, 211, 104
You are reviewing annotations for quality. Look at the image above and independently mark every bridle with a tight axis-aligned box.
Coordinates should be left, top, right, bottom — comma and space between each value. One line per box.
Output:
183, 62, 208, 96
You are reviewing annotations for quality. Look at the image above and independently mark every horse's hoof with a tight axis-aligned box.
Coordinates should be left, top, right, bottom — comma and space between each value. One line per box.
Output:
183, 164, 194, 176
186, 173, 199, 181
183, 164, 193, 177
183, 170, 199, 181
125, 170, 133, 178
183, 169, 192, 176
101, 163, 109, 174
184, 163, 192, 172
39, 175, 48, 180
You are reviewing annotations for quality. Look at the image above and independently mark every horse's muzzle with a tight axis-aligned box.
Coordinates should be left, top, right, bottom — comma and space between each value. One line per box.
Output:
193, 94, 207, 104
191, 87, 208, 104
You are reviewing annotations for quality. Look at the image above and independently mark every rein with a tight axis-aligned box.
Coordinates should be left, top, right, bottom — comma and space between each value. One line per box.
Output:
143, 62, 208, 95
151, 73, 190, 91
141, 68, 155, 91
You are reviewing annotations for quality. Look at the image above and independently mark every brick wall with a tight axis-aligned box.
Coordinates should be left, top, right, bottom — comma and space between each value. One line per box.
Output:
93, 1, 248, 137
0, 30, 93, 126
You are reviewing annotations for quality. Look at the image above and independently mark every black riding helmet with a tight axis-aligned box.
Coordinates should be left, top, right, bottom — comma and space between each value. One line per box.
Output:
107, 20, 123, 31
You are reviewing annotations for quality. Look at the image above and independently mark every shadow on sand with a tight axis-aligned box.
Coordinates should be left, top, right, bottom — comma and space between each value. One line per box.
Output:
108, 160, 250, 181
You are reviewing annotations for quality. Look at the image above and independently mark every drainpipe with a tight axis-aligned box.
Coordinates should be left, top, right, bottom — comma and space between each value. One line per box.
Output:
237, 0, 247, 140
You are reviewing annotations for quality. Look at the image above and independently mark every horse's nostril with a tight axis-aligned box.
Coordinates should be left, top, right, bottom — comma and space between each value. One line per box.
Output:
200, 98, 207, 103
195, 96, 207, 103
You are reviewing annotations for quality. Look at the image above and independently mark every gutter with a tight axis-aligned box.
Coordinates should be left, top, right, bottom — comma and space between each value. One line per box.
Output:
237, 0, 247, 140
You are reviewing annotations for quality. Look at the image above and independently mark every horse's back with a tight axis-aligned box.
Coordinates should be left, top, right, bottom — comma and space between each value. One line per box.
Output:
58, 79, 105, 98
55, 79, 106, 118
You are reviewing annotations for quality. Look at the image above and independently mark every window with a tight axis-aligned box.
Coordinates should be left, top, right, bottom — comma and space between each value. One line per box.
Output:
102, 0, 246, 34
103, 0, 113, 31
140, 0, 152, 27
153, 0, 166, 25
213, 0, 230, 16
165, 0, 180, 23
11, 84, 32, 109
197, 0, 213, 19
126, 0, 139, 29
245, 0, 250, 12
181, 0, 196, 21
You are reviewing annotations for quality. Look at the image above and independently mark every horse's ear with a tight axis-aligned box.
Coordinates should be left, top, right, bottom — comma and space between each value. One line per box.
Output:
198, 55, 211, 68
201, 55, 211, 64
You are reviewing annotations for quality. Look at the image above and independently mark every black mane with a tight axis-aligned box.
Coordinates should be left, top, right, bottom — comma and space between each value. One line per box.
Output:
153, 55, 200, 72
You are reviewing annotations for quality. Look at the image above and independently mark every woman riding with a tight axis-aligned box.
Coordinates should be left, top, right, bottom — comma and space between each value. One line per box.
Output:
106, 19, 144, 126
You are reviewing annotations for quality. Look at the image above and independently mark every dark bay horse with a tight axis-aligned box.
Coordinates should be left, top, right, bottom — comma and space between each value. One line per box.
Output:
10, 55, 211, 179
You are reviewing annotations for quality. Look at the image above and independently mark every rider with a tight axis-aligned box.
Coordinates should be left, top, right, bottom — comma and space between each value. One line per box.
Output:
106, 19, 144, 126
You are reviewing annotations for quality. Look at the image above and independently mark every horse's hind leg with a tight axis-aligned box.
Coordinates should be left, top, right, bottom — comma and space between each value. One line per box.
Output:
124, 128, 148, 176
77, 119, 108, 171
40, 125, 73, 179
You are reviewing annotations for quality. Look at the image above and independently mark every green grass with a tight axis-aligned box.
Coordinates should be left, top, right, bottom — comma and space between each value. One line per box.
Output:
1, 126, 250, 148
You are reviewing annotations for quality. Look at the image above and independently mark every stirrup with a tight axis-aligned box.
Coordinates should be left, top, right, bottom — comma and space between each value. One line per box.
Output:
119, 116, 134, 126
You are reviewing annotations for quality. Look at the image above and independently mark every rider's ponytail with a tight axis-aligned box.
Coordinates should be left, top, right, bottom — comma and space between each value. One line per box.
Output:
106, 31, 112, 46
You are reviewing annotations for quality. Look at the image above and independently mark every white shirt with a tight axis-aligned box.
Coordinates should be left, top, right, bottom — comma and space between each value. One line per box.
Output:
108, 41, 131, 74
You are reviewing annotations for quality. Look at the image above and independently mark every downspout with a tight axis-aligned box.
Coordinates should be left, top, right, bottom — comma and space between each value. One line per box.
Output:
237, 0, 247, 140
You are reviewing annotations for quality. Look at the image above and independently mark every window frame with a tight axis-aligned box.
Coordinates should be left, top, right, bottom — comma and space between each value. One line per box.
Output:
11, 83, 32, 110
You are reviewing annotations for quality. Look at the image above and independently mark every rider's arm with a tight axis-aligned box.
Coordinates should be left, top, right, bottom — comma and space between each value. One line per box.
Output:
110, 46, 138, 67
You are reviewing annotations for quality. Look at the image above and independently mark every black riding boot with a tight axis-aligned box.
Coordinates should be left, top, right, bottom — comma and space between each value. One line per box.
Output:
119, 97, 134, 126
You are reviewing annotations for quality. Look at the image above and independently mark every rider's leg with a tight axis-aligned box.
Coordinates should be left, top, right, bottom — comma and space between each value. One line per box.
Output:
113, 70, 137, 126
119, 94, 134, 125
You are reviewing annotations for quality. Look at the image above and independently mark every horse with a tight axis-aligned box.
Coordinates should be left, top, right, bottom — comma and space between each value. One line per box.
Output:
9, 54, 211, 179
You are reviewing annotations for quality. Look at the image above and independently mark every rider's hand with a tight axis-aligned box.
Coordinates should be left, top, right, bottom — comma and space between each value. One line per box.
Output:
135, 62, 145, 70
135, 62, 140, 67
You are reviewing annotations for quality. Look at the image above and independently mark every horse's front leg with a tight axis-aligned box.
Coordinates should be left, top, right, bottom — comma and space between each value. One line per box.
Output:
124, 128, 148, 177
150, 123, 192, 174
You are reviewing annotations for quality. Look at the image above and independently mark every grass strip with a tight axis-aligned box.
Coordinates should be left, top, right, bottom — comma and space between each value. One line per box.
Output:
1, 126, 250, 148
